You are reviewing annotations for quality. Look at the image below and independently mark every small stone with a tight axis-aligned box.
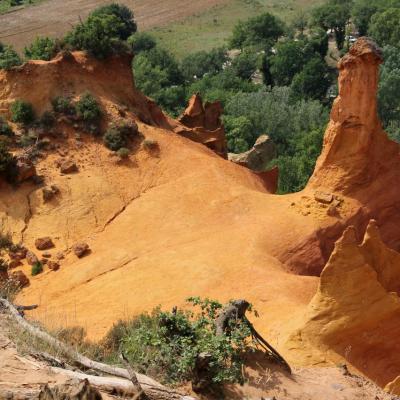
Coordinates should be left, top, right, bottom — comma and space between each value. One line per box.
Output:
40, 258, 48, 265
26, 250, 39, 265
72, 242, 90, 258
42, 252, 52, 258
42, 185, 60, 202
60, 160, 78, 174
314, 191, 334, 204
35, 237, 55, 251
48, 261, 60, 271
8, 260, 22, 269
10, 271, 29, 288
55, 251, 65, 260
16, 156, 36, 183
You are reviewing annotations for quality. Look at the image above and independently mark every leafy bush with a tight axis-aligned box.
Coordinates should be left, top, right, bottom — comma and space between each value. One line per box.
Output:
0, 143, 18, 183
142, 138, 159, 151
128, 32, 156, 54
10, 100, 35, 125
117, 147, 130, 158
51, 96, 76, 115
0, 117, 13, 137
24, 37, 56, 61
31, 262, 43, 276
102, 297, 254, 387
103, 120, 138, 151
90, 3, 137, 40
369, 7, 400, 47
230, 49, 259, 81
75, 92, 101, 123
229, 12, 285, 49
65, 14, 126, 59
0, 42, 22, 70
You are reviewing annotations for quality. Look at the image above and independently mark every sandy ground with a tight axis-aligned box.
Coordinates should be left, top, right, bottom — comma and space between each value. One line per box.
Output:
0, 0, 228, 51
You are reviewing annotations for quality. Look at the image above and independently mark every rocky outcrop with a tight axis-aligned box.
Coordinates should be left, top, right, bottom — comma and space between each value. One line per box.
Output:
16, 156, 36, 183
228, 135, 276, 172
287, 220, 400, 391
177, 93, 228, 158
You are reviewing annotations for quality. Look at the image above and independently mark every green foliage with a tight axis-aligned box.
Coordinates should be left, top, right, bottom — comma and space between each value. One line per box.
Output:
90, 3, 137, 40
24, 37, 56, 61
224, 115, 253, 153
269, 128, 324, 193
0, 42, 22, 70
31, 261, 43, 276
291, 57, 331, 101
311, 0, 352, 49
229, 12, 285, 49
10, 100, 35, 125
0, 142, 18, 183
117, 147, 130, 158
181, 48, 227, 82
75, 92, 101, 123
128, 32, 156, 54
230, 49, 258, 81
0, 117, 13, 137
103, 120, 138, 151
51, 96, 76, 115
352, 1, 379, 35
102, 297, 254, 386
369, 8, 400, 47
65, 14, 126, 59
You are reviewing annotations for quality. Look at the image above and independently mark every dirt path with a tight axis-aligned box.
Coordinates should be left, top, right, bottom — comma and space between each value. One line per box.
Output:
0, 0, 228, 51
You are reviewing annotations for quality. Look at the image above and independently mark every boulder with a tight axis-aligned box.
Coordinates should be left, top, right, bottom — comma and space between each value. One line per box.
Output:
48, 261, 60, 271
35, 237, 55, 251
72, 242, 90, 258
26, 251, 39, 265
9, 247, 27, 261
10, 271, 29, 288
8, 259, 22, 269
42, 185, 60, 202
60, 160, 78, 174
314, 191, 334, 205
228, 135, 276, 172
16, 156, 36, 183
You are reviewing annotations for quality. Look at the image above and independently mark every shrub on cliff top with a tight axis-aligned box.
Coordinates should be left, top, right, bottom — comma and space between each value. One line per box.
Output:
0, 42, 22, 70
24, 37, 57, 61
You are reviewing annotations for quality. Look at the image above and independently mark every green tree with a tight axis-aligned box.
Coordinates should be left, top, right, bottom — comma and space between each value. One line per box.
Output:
65, 14, 126, 59
291, 57, 331, 101
231, 50, 258, 81
181, 48, 227, 82
369, 8, 400, 47
0, 42, 22, 70
352, 1, 379, 35
127, 32, 156, 54
224, 115, 254, 153
312, 1, 352, 49
24, 37, 56, 61
229, 13, 285, 49
90, 3, 137, 40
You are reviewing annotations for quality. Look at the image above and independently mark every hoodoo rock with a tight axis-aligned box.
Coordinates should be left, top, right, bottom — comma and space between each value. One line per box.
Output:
177, 93, 228, 158
286, 220, 400, 392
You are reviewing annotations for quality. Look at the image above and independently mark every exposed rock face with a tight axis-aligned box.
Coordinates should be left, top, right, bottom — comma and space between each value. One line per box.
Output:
16, 156, 36, 183
228, 135, 276, 172
287, 220, 400, 392
177, 93, 228, 158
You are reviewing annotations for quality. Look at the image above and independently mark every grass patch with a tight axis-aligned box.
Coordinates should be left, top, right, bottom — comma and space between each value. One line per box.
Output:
149, 0, 325, 59
0, 0, 44, 15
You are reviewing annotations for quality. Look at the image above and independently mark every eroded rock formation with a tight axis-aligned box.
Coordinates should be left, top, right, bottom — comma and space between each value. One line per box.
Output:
177, 93, 228, 158
286, 220, 400, 391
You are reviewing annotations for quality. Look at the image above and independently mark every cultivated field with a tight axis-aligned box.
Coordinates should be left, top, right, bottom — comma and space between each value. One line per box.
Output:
0, 0, 228, 51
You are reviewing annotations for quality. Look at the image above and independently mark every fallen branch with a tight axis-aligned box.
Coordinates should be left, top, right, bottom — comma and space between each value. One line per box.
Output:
120, 353, 146, 399
0, 298, 195, 400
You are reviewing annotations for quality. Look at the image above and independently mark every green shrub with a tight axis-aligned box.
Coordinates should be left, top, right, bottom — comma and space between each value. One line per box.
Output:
39, 111, 56, 128
10, 100, 35, 125
117, 147, 130, 158
0, 142, 18, 183
102, 297, 254, 387
127, 32, 156, 54
143, 138, 159, 151
0, 117, 13, 137
24, 37, 56, 61
76, 92, 101, 122
0, 42, 22, 70
0, 232, 12, 249
31, 262, 43, 276
51, 96, 76, 115
103, 127, 126, 151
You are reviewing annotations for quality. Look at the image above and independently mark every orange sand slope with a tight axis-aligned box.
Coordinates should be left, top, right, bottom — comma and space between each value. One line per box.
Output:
0, 38, 400, 392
